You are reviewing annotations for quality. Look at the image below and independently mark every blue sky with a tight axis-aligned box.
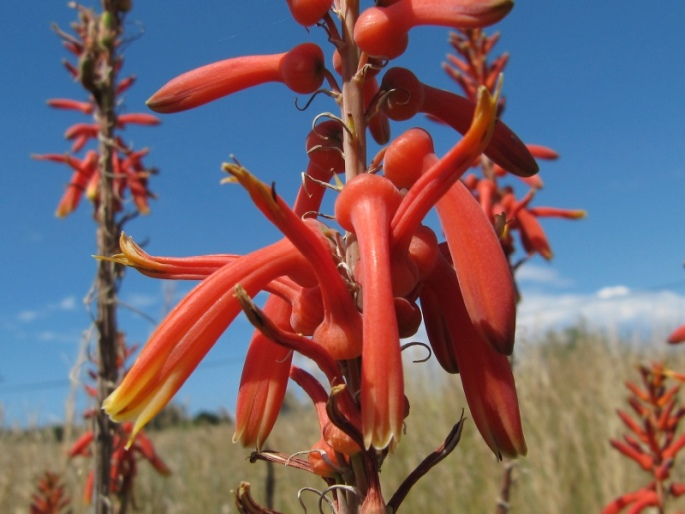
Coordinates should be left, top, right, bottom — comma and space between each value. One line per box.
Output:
2, 1, 685, 426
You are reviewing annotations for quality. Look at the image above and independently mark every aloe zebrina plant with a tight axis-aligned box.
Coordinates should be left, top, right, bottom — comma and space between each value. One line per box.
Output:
101, 2, 543, 512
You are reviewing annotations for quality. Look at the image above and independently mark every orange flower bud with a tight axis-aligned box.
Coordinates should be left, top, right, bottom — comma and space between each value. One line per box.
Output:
147, 44, 326, 113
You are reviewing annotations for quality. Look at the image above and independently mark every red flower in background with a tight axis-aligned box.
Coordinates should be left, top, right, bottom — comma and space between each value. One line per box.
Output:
444, 28, 585, 269
33, 4, 158, 218
603, 363, 685, 514
69, 334, 170, 506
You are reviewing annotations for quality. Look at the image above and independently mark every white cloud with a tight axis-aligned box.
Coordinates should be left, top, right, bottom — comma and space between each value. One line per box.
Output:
514, 264, 572, 287
56, 296, 77, 311
17, 310, 39, 322
517, 288, 685, 340
597, 286, 630, 299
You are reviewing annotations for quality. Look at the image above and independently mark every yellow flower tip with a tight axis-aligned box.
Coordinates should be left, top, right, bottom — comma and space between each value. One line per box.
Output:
573, 210, 588, 219
222, 161, 283, 217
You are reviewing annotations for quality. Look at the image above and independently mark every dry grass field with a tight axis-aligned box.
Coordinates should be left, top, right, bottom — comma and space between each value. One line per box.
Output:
4, 327, 685, 513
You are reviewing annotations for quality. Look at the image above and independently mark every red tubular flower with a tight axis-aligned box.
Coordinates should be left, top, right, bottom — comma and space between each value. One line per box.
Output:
103, 236, 315, 442
51, 150, 98, 217
602, 490, 651, 514
391, 82, 500, 253
354, 0, 514, 59
668, 323, 685, 344
225, 164, 363, 360
527, 206, 587, 219
147, 43, 326, 113
335, 173, 405, 449
117, 113, 161, 127
436, 180, 517, 355
388, 85, 516, 354
516, 208, 554, 260
116, 75, 136, 96
133, 431, 171, 476
64, 122, 98, 142
47, 98, 93, 114
102, 232, 237, 279
377, 67, 538, 177
233, 295, 294, 449
68, 432, 94, 457
610, 440, 653, 471
424, 250, 525, 458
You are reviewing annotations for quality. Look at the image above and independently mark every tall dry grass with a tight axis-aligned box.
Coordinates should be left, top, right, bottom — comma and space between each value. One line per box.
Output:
4, 327, 685, 513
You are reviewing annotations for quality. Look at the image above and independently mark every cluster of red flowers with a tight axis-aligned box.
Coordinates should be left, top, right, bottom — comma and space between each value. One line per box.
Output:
30, 471, 71, 514
32, 2, 158, 218
100, 0, 544, 510
445, 29, 585, 268
604, 363, 685, 514
68, 335, 170, 507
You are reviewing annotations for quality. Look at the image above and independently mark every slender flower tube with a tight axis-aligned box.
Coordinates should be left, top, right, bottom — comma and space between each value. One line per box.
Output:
378, 67, 538, 177
100, 232, 237, 279
103, 237, 315, 442
233, 295, 294, 448
47, 98, 93, 114
427, 251, 525, 458
335, 173, 405, 449
527, 206, 587, 219
392, 83, 499, 255
516, 207, 553, 260
47, 150, 98, 217
225, 164, 363, 359
117, 113, 161, 127
147, 43, 326, 113
354, 0, 514, 59
435, 178, 517, 355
